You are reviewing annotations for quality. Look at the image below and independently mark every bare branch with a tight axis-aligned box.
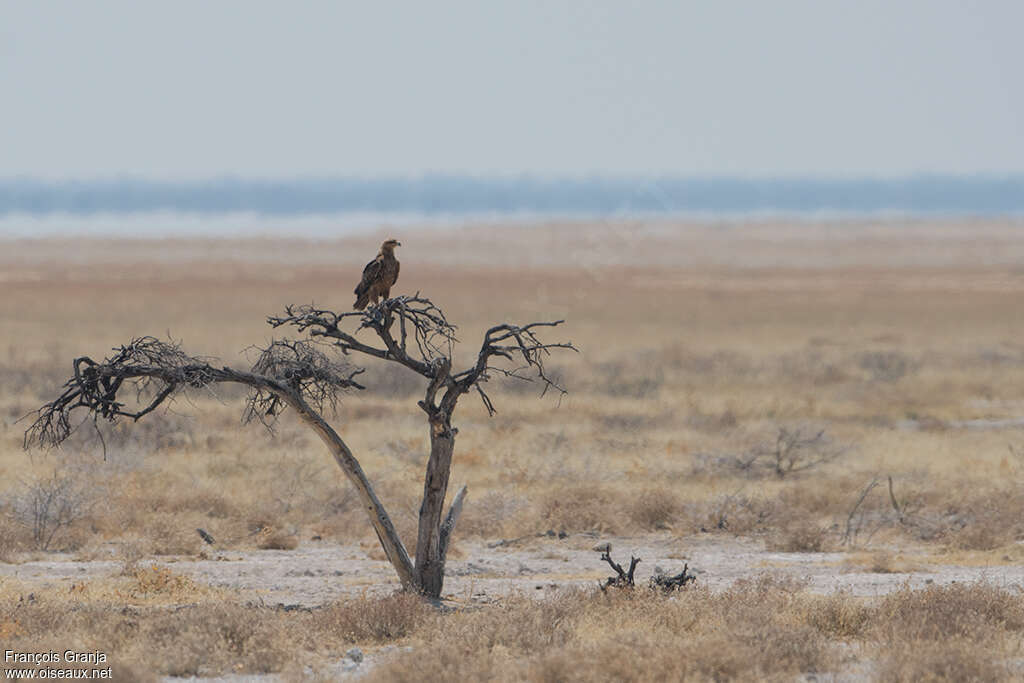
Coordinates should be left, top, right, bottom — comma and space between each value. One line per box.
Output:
438, 484, 467, 561
269, 304, 390, 360
24, 336, 362, 448
887, 475, 904, 524
271, 297, 575, 420
842, 476, 881, 546
269, 297, 456, 378
457, 320, 578, 407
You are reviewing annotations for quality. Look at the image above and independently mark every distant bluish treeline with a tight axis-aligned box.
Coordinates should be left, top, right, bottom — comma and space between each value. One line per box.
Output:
1, 175, 1022, 216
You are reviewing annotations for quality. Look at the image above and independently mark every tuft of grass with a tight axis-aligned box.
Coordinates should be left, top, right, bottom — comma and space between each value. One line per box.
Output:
0, 512, 29, 562
131, 564, 201, 597
801, 591, 873, 639
314, 592, 434, 643
626, 487, 681, 530
766, 521, 832, 553
874, 581, 1024, 643
876, 640, 1011, 683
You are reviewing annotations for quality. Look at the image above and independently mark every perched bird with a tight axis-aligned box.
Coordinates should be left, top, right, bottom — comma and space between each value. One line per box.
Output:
353, 239, 401, 310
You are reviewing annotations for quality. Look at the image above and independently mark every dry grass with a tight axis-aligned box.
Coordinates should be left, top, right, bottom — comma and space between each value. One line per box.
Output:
364, 578, 1024, 682
871, 582, 1024, 682
3, 220, 1024, 677
0, 577, 434, 679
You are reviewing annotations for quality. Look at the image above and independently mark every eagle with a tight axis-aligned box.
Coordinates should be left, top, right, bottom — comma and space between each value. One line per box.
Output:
353, 239, 401, 310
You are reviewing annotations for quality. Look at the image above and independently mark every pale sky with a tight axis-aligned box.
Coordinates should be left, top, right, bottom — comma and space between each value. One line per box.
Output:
2, 1, 1022, 178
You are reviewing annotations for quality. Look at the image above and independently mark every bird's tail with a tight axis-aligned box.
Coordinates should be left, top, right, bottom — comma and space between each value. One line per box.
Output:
354, 283, 369, 310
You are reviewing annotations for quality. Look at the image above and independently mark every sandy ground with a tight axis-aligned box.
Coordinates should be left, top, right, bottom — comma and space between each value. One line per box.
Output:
5, 535, 1021, 681
4, 534, 1023, 607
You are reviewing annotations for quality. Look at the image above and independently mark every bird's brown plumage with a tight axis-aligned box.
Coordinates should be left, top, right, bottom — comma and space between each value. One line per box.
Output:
353, 239, 401, 310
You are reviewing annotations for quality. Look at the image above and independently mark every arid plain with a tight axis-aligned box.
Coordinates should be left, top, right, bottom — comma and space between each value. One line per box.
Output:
2, 219, 1024, 681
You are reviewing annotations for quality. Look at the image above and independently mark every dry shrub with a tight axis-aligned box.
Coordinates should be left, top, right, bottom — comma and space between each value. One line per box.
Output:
593, 360, 664, 398
685, 404, 739, 433
105, 660, 160, 683
123, 476, 238, 519
949, 523, 1008, 552
876, 640, 1010, 682
62, 411, 197, 456
434, 591, 583, 654
626, 487, 681, 530
858, 350, 913, 382
538, 485, 625, 534
309, 507, 371, 545
0, 511, 30, 562
314, 592, 434, 643
8, 468, 97, 551
370, 651, 505, 683
141, 604, 297, 677
0, 599, 299, 678
0, 361, 71, 401
661, 347, 753, 378
775, 480, 852, 517
527, 639, 698, 682
371, 581, 834, 683
693, 491, 771, 534
131, 565, 200, 596
359, 362, 424, 398
598, 411, 674, 432
366, 594, 588, 682
777, 349, 851, 386
860, 550, 902, 574
725, 572, 810, 597
116, 538, 145, 575
686, 576, 831, 679
766, 521, 831, 553
945, 491, 1024, 551
0, 647, 158, 683
141, 514, 200, 555
802, 591, 872, 639
875, 581, 1024, 643
456, 490, 528, 537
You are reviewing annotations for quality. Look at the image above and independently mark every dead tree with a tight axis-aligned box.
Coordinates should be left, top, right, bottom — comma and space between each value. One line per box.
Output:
597, 547, 696, 592
598, 549, 641, 590
25, 295, 575, 599
746, 426, 849, 478
650, 564, 697, 592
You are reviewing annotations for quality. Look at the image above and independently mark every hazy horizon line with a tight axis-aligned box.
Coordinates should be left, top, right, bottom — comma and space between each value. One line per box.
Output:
3, 175, 1024, 218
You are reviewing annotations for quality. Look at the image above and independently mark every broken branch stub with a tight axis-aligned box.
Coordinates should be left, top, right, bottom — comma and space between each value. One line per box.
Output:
599, 550, 641, 590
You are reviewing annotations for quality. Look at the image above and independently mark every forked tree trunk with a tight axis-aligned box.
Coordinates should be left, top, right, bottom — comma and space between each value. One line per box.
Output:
414, 413, 457, 597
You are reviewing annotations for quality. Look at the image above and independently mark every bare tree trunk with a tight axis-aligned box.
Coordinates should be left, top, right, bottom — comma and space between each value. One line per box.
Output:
414, 413, 456, 597
286, 392, 418, 592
